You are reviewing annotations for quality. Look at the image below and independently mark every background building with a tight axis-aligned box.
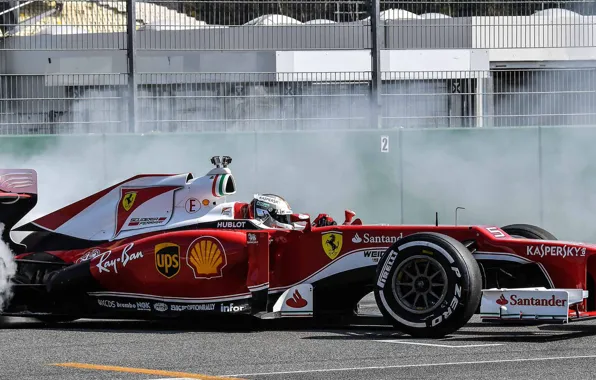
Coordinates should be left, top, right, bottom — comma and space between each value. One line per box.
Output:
0, 0, 595, 134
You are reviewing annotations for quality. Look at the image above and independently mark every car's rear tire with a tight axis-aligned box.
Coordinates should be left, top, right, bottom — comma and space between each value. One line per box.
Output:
501, 224, 557, 240
374, 232, 482, 338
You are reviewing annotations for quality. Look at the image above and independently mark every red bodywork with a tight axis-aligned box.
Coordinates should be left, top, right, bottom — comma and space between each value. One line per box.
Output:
4, 167, 595, 320
16, 222, 596, 315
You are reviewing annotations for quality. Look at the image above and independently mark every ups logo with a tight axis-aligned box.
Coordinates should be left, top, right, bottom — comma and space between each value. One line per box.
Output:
155, 243, 180, 279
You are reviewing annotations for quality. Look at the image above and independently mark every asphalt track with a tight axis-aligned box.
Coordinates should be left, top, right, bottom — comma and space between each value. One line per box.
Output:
3, 294, 596, 380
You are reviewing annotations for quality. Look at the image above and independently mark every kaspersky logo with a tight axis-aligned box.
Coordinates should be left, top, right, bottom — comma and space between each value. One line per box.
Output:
496, 294, 508, 305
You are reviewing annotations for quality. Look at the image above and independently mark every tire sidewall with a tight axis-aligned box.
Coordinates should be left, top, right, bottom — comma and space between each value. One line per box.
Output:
501, 224, 557, 241
375, 235, 472, 333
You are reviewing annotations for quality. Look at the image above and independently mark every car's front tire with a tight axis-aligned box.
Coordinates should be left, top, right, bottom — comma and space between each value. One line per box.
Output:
374, 232, 482, 338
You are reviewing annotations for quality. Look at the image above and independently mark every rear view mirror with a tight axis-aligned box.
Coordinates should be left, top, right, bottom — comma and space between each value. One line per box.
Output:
290, 213, 310, 223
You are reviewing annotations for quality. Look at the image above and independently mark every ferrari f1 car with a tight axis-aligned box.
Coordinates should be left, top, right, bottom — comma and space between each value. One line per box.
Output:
0, 156, 594, 338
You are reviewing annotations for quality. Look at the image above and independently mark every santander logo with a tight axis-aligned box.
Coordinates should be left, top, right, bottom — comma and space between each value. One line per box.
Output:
495, 294, 567, 307
286, 290, 308, 308
496, 294, 508, 305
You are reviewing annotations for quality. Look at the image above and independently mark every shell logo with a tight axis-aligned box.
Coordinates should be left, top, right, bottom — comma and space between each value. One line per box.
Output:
186, 236, 227, 279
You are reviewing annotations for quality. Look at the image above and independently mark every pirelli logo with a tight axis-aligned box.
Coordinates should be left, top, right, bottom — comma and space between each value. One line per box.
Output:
377, 250, 398, 289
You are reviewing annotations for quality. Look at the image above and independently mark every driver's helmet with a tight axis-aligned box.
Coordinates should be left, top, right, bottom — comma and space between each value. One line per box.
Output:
250, 194, 293, 229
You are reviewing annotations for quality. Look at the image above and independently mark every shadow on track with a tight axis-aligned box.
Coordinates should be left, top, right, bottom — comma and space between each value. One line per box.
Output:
301, 321, 596, 344
0, 314, 397, 335
4, 314, 596, 344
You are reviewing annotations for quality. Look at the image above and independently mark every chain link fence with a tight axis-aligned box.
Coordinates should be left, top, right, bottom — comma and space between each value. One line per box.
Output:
1, 0, 595, 134
1, 68, 595, 134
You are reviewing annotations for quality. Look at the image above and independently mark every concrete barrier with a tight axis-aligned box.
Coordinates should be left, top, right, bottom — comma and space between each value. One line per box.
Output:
1, 126, 594, 241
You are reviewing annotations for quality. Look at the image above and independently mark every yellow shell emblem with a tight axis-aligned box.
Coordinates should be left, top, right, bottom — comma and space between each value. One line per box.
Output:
322, 232, 343, 260
186, 237, 227, 279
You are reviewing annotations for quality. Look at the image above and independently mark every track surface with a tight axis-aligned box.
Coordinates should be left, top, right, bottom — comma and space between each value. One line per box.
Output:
3, 294, 596, 380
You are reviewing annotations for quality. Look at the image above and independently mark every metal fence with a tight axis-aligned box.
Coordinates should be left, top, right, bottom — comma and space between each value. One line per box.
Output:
1, 0, 596, 134
1, 68, 595, 134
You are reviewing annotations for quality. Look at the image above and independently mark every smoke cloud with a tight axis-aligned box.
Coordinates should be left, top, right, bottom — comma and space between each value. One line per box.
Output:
2, 86, 380, 240
1, 74, 596, 247
490, 68, 596, 242
0, 224, 17, 311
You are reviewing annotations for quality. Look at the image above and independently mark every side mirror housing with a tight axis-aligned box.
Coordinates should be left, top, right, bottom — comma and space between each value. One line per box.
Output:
343, 210, 356, 225
290, 213, 310, 223
290, 213, 311, 232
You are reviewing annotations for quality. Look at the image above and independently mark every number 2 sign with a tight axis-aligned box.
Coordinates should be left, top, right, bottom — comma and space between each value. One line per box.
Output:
380, 136, 389, 153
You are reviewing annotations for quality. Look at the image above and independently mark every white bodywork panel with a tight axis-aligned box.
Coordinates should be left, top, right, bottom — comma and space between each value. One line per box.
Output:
257, 284, 314, 319
28, 165, 270, 241
480, 287, 589, 323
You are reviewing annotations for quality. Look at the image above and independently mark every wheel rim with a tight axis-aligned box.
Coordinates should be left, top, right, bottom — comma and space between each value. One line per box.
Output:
391, 255, 449, 314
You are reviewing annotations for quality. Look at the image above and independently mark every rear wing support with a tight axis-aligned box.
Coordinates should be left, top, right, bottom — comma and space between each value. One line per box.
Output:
0, 169, 38, 253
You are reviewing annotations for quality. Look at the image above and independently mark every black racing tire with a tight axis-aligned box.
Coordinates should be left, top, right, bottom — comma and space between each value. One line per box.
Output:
374, 232, 482, 338
501, 224, 557, 240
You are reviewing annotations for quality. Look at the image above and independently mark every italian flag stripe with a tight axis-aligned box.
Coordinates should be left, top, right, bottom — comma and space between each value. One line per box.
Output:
211, 175, 219, 197
218, 174, 226, 196
212, 174, 228, 197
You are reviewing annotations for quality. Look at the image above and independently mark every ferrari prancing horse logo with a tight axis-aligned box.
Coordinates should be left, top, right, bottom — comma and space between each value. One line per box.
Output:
122, 191, 137, 212
322, 232, 343, 260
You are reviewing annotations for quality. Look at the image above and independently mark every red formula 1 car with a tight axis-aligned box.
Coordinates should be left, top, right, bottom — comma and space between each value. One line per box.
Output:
0, 156, 594, 338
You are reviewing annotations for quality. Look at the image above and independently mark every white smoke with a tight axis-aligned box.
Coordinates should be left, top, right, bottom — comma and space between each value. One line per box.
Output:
0, 223, 17, 311
1, 73, 596, 245
490, 68, 596, 241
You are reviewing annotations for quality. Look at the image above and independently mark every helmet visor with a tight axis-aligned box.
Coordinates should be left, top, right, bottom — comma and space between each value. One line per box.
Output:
254, 202, 291, 227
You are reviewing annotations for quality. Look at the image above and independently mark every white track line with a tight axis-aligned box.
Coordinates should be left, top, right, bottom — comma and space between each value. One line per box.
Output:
224, 354, 596, 377
378, 340, 503, 348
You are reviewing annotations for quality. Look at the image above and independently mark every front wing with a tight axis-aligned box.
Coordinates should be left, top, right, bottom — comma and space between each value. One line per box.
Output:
480, 287, 593, 322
